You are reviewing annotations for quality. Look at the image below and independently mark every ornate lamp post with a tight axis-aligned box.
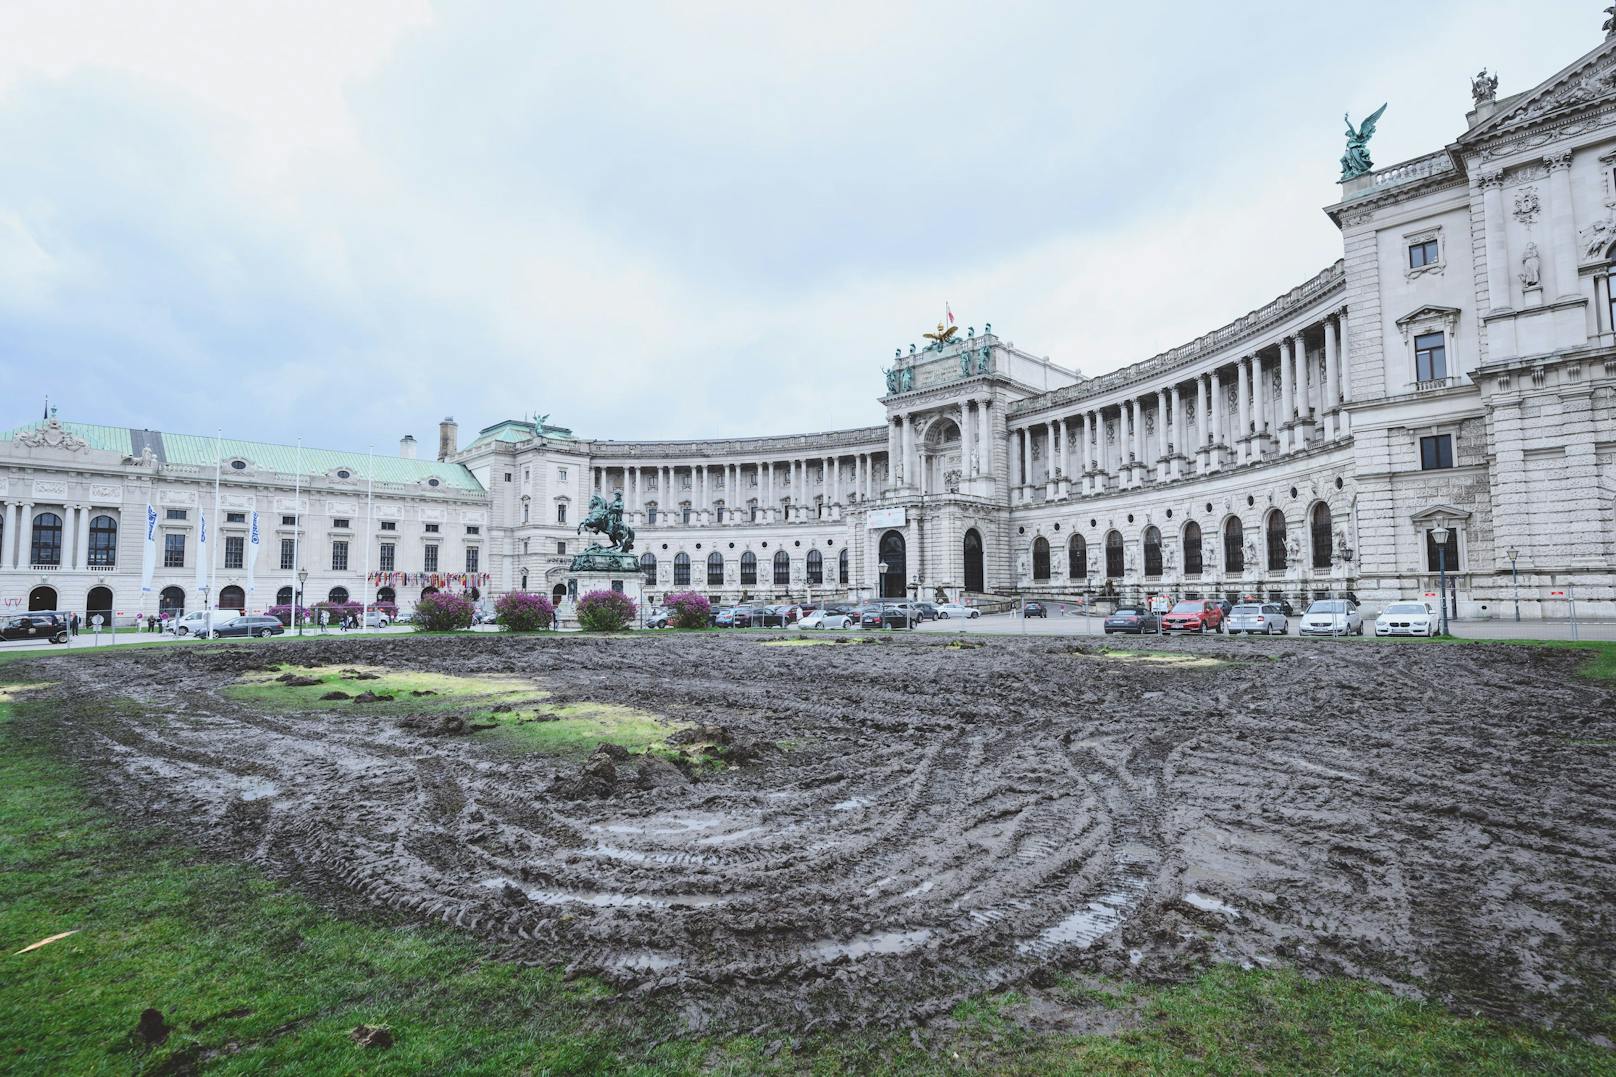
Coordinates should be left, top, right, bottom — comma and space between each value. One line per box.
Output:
1431, 525, 1450, 636
296, 567, 308, 637
1506, 546, 1520, 623
877, 561, 889, 603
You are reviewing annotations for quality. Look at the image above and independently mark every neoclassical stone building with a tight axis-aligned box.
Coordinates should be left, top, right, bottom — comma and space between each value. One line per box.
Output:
4, 32, 1614, 621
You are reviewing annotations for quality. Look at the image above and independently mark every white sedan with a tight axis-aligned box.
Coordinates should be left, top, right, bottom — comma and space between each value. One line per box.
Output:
1375, 601, 1438, 637
937, 603, 981, 619
797, 609, 855, 630
1298, 599, 1364, 636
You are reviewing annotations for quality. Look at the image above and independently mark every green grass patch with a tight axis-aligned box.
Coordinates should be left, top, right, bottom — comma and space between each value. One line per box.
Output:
1081, 649, 1229, 670
492, 701, 680, 756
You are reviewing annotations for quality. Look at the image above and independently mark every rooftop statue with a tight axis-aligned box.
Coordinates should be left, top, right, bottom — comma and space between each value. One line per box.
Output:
1471, 68, 1498, 106
885, 367, 899, 394
1339, 103, 1387, 181
1607, 4, 1616, 38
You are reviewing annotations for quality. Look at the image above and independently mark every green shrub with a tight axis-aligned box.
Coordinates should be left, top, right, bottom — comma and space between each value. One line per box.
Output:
576, 589, 637, 632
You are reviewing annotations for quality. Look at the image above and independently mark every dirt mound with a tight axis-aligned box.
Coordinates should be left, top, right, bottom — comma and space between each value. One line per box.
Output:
395, 714, 496, 738
17, 633, 1616, 1036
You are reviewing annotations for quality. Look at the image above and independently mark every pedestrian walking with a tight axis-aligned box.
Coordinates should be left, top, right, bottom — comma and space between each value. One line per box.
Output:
70, 612, 80, 636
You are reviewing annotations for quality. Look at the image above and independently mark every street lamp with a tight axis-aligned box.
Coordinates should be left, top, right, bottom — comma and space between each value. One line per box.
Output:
296, 567, 308, 636
877, 561, 889, 602
1506, 546, 1520, 623
1431, 526, 1450, 636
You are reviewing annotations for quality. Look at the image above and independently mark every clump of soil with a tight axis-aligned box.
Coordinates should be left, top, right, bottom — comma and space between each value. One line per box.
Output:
351, 691, 395, 704
133, 1008, 169, 1046
320, 690, 351, 701
340, 670, 380, 681
348, 1024, 393, 1049
21, 633, 1616, 1037
276, 674, 322, 688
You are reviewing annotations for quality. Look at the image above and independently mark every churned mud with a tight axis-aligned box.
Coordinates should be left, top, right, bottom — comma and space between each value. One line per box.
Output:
10, 635, 1616, 1033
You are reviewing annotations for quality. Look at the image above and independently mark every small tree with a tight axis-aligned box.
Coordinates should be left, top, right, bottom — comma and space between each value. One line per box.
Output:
576, 589, 637, 632
412, 592, 475, 632
495, 591, 556, 632
664, 590, 712, 629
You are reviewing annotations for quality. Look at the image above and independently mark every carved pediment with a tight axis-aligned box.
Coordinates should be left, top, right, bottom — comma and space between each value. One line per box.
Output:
13, 418, 88, 453
1410, 502, 1472, 524
1461, 38, 1616, 145
1395, 305, 1461, 338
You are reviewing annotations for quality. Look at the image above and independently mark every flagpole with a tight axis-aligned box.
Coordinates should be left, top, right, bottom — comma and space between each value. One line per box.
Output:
291, 441, 303, 635
207, 428, 223, 637
362, 445, 374, 632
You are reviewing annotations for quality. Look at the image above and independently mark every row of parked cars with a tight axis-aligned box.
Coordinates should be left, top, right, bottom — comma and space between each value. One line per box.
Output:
1102, 597, 1440, 637
646, 599, 987, 631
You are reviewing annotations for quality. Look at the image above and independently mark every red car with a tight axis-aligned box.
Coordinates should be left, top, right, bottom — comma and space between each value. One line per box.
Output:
1161, 599, 1224, 634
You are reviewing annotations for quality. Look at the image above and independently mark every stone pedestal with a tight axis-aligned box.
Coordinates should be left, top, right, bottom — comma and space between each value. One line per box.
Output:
562, 546, 646, 626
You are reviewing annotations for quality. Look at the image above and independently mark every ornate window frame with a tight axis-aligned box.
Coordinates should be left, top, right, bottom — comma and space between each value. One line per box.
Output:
1395, 306, 1461, 390
1403, 225, 1445, 280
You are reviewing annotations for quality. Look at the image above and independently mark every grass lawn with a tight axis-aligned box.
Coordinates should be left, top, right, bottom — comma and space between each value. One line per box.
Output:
2, 655, 1612, 1073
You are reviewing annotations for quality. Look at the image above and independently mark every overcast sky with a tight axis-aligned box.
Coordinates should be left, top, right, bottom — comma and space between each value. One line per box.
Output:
0, 1, 1593, 448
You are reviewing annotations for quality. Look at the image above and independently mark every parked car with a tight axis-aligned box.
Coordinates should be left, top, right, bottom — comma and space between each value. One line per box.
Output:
1375, 601, 1437, 637
937, 603, 980, 619
1103, 606, 1160, 634
1299, 599, 1363, 636
1226, 602, 1289, 635
713, 607, 737, 627
762, 604, 803, 627
861, 603, 913, 629
1023, 601, 1048, 618
0, 613, 70, 645
911, 602, 941, 622
362, 611, 391, 628
644, 607, 671, 628
169, 611, 212, 636
203, 615, 286, 639
1161, 599, 1224, 634
798, 608, 855, 630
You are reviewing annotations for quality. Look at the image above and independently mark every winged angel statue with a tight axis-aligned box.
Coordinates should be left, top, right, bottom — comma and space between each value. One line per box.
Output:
1339, 103, 1387, 181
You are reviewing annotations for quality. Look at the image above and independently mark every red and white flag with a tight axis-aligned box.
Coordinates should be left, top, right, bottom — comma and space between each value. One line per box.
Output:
946, 302, 955, 326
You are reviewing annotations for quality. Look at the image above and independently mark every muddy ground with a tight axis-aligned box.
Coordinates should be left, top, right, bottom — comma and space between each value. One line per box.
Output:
10, 634, 1615, 1034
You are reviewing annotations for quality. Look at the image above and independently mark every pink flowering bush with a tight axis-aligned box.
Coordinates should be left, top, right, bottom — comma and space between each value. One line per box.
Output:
411, 592, 475, 631
576, 589, 637, 632
664, 590, 712, 629
495, 591, 556, 631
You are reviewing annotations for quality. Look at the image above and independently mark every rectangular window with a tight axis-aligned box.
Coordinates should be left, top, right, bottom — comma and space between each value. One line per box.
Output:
466, 548, 480, 573
557, 468, 567, 481
224, 535, 245, 569
332, 517, 350, 530
165, 508, 188, 521
681, 507, 691, 525
281, 514, 297, 526
556, 540, 567, 555
465, 525, 480, 535
424, 545, 439, 572
279, 538, 296, 570
380, 521, 396, 531
647, 507, 658, 525
226, 511, 246, 524
379, 543, 395, 571
1419, 434, 1454, 471
1425, 528, 1460, 572
1413, 332, 1447, 383
424, 523, 440, 533
1408, 238, 1439, 268
331, 541, 349, 571
717, 507, 725, 523
504, 472, 512, 482
557, 503, 568, 524
164, 534, 186, 567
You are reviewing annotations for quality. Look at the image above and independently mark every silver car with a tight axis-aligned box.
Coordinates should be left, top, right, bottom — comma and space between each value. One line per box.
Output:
1226, 602, 1289, 635
1298, 599, 1364, 636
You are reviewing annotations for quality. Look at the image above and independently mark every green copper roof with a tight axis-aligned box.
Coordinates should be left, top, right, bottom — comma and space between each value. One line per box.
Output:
466, 417, 575, 448
3, 418, 485, 493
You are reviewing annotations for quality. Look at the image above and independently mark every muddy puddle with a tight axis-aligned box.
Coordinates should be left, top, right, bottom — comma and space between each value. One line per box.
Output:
9, 633, 1616, 1034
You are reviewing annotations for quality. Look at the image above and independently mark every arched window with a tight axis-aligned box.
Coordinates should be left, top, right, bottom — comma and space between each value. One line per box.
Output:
377, 586, 396, 604
838, 547, 849, 585
1183, 522, 1203, 575
218, 585, 245, 612
1068, 534, 1087, 578
1105, 530, 1124, 578
1224, 518, 1244, 573
963, 529, 984, 593
773, 549, 790, 585
1032, 536, 1050, 580
673, 552, 691, 586
640, 552, 657, 584
1143, 526, 1162, 577
740, 550, 757, 585
1310, 504, 1333, 569
88, 514, 118, 567
1266, 510, 1288, 572
30, 512, 63, 566
159, 586, 185, 615
807, 548, 823, 584
707, 551, 724, 585
328, 586, 350, 605
276, 586, 294, 606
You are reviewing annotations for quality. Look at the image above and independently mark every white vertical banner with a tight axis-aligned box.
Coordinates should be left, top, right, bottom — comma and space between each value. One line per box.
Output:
140, 504, 158, 592
194, 508, 209, 593
245, 510, 260, 595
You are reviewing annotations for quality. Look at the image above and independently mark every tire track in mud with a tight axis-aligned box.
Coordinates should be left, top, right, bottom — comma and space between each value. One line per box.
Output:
14, 634, 1616, 1033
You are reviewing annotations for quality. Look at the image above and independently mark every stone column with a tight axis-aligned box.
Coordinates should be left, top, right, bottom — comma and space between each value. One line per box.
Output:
1295, 333, 1313, 432
16, 503, 33, 568
978, 398, 993, 481
77, 505, 93, 568
2, 503, 14, 568
1253, 356, 1269, 457
1546, 151, 1578, 300
1168, 386, 1184, 479
904, 418, 918, 490
60, 505, 76, 570
1154, 390, 1168, 481
1208, 369, 1223, 468
1481, 171, 1511, 311
1323, 319, 1339, 439
1237, 357, 1251, 462
1278, 337, 1294, 453
1041, 422, 1053, 483
1193, 378, 1209, 473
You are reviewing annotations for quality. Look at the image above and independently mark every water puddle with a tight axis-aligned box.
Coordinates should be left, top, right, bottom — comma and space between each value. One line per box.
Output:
237, 779, 279, 801
481, 877, 723, 909
806, 928, 933, 961
1184, 892, 1240, 918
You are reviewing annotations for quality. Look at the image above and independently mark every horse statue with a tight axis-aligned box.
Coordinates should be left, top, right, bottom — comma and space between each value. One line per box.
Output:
578, 491, 635, 551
